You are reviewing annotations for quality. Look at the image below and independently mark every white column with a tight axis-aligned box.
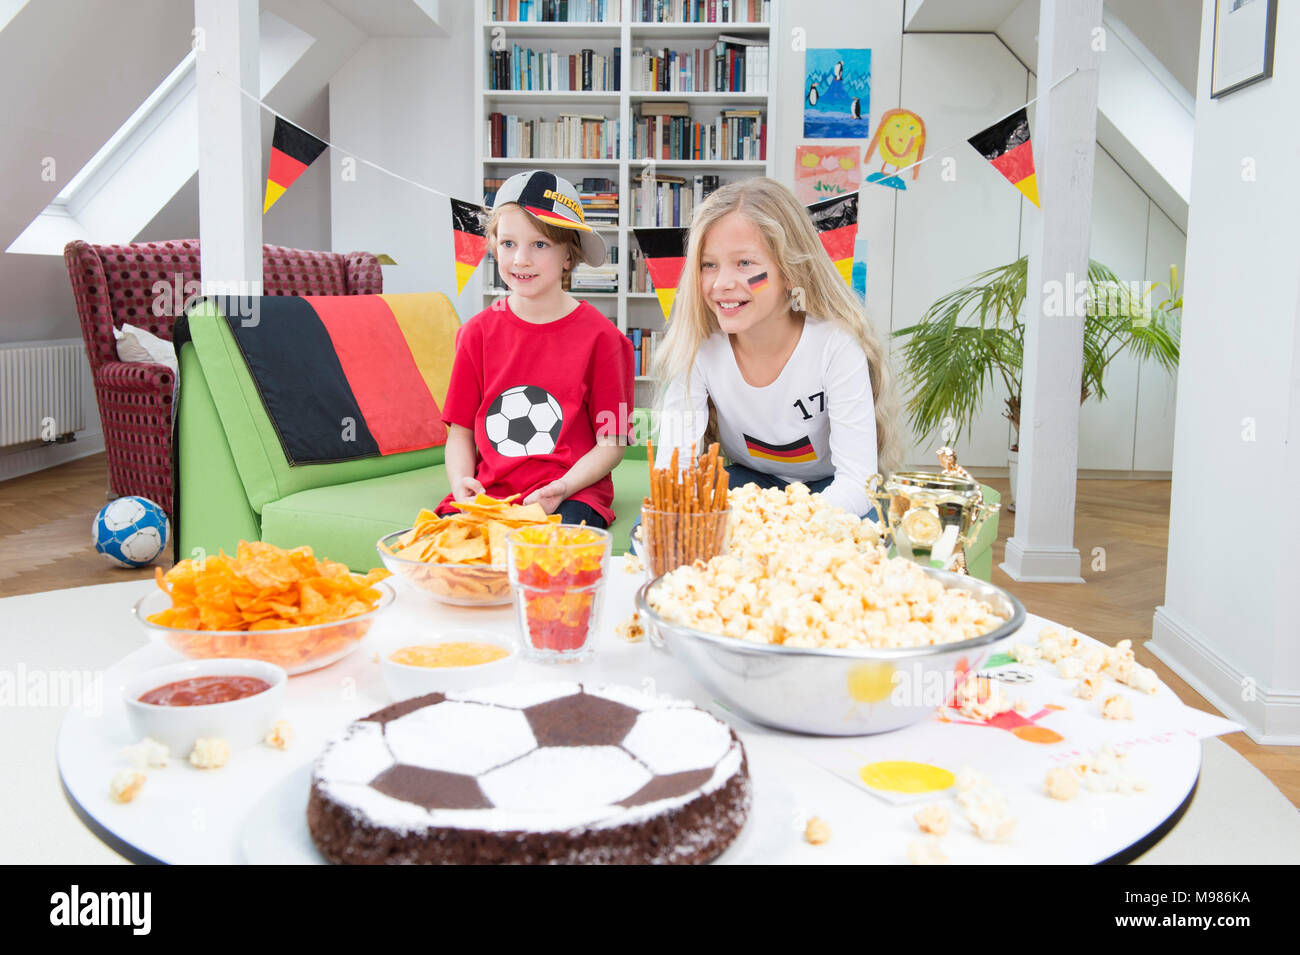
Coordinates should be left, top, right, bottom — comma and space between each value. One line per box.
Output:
1000, 0, 1101, 584
1149, 0, 1300, 744
194, 0, 261, 296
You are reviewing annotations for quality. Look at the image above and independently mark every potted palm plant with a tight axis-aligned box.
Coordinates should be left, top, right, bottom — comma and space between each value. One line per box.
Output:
893, 257, 1182, 509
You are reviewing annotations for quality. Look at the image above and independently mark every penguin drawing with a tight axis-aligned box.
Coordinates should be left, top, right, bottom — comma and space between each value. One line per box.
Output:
850, 97, 861, 119
834, 60, 843, 81
807, 83, 819, 106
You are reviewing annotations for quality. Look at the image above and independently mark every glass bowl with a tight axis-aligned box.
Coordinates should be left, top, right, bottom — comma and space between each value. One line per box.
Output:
133, 579, 395, 676
377, 529, 511, 606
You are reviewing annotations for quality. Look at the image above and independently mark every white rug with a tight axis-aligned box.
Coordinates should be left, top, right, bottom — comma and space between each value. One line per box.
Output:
1133, 736, 1300, 864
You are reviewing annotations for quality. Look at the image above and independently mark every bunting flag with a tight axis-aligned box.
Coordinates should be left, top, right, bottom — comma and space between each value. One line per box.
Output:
450, 198, 489, 294
216, 294, 453, 464
968, 108, 1040, 208
806, 193, 859, 286
634, 228, 688, 320
264, 117, 328, 213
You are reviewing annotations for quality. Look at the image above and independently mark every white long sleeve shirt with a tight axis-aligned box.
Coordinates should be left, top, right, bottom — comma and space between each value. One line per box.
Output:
656, 316, 879, 516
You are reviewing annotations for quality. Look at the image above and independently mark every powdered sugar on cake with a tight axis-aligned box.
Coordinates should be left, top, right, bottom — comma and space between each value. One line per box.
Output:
310, 683, 748, 838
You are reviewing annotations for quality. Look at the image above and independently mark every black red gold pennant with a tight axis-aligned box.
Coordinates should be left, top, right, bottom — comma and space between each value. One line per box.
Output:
264, 117, 328, 213
450, 198, 488, 294
633, 227, 688, 320
806, 193, 859, 286
968, 108, 1040, 208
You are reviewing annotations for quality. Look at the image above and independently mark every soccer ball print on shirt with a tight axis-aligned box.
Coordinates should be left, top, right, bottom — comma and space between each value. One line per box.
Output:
484, 385, 564, 457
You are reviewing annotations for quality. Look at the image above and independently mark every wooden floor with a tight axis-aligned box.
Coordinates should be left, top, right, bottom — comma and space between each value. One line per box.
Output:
2, 454, 1295, 806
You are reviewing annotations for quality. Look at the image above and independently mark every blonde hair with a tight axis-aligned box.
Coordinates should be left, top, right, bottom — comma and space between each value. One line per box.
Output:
651, 177, 903, 474
486, 202, 583, 275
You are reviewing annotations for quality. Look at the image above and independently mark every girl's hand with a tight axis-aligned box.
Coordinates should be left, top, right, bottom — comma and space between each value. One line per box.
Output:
452, 475, 486, 502
522, 479, 568, 514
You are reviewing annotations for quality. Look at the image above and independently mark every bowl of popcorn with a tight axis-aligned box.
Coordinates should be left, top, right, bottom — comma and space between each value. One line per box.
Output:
635, 541, 1025, 735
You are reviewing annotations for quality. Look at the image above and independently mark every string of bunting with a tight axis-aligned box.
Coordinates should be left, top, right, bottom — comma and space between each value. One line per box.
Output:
214, 69, 492, 290
861, 66, 1083, 204
217, 64, 1084, 301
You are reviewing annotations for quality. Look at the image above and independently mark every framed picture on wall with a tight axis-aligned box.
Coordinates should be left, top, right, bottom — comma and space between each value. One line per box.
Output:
1211, 0, 1277, 98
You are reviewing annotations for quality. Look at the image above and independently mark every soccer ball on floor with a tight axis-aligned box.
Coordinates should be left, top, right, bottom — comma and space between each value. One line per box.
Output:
484, 385, 563, 457
93, 496, 170, 568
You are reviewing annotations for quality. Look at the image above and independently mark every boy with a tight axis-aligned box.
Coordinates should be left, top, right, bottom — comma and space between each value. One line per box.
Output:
439, 170, 634, 527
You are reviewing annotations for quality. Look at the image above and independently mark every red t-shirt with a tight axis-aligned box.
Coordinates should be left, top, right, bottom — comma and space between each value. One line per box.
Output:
439, 299, 635, 522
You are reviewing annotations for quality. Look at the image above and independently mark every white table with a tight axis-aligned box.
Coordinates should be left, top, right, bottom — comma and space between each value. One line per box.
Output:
41, 557, 1239, 865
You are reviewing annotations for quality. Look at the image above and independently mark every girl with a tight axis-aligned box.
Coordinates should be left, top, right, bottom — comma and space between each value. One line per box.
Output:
440, 170, 634, 527
653, 177, 901, 517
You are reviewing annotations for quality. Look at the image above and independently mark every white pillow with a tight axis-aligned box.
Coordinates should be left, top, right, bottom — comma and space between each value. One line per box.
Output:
114, 323, 178, 378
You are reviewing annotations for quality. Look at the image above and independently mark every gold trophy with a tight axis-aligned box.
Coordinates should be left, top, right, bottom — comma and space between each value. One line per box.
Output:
867, 447, 999, 574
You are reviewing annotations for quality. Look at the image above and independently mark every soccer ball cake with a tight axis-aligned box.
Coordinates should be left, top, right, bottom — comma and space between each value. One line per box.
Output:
484, 385, 563, 457
307, 683, 751, 864
92, 496, 169, 567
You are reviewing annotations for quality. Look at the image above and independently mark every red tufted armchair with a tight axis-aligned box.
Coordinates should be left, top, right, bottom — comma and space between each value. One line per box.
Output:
64, 239, 383, 515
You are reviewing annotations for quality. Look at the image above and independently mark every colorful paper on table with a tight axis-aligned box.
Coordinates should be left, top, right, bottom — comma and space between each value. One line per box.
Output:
450, 198, 489, 294
806, 193, 858, 286
633, 227, 688, 320
968, 107, 1040, 207
785, 625, 1241, 807
794, 145, 861, 203
213, 295, 449, 464
803, 48, 871, 139
264, 117, 328, 213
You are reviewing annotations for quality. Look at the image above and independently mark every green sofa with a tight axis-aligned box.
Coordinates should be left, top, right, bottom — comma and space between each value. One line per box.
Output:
175, 294, 997, 581
175, 295, 650, 570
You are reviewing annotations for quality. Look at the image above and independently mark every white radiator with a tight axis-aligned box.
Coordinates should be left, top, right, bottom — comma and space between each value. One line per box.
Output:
0, 340, 88, 448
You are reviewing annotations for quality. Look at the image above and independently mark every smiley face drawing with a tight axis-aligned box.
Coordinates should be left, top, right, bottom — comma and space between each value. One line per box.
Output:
864, 108, 927, 185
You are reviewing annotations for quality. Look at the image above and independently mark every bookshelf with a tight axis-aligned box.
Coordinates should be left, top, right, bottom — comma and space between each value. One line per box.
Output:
475, 1, 777, 405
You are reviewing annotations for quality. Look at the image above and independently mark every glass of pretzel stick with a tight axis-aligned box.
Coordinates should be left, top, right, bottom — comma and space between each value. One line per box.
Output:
640, 442, 731, 585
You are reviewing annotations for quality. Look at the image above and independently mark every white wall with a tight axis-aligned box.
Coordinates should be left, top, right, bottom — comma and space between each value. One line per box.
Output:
1150, 0, 1300, 743
770, 1, 1184, 469
328, 0, 479, 312
0, 0, 193, 344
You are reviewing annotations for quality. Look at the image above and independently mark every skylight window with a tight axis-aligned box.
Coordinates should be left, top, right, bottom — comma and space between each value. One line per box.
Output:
7, 10, 314, 255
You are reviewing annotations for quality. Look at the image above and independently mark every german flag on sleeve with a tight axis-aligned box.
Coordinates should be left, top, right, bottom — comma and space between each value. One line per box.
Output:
264, 117, 328, 213
807, 193, 858, 287
634, 227, 688, 321
968, 108, 1040, 208
743, 433, 818, 465
450, 198, 488, 294
219, 295, 451, 464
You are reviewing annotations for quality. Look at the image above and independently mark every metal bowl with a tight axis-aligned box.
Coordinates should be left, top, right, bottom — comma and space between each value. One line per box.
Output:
635, 567, 1026, 736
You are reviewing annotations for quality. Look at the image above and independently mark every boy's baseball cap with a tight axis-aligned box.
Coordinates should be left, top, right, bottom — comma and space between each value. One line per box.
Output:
492, 169, 607, 267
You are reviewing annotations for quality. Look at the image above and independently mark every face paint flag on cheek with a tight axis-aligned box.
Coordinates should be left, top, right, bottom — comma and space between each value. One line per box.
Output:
747, 272, 770, 294
450, 198, 488, 295
806, 193, 859, 287
264, 117, 328, 214
633, 227, 688, 321
968, 108, 1040, 208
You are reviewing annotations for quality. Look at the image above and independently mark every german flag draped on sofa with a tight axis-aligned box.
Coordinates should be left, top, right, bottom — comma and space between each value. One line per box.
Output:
174, 293, 649, 570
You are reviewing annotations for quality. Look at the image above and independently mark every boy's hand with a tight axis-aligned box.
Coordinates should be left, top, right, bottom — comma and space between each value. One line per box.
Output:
522, 479, 568, 514
452, 475, 486, 502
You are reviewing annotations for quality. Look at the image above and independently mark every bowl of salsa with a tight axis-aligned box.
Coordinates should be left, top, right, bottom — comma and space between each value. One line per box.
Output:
122, 658, 287, 756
